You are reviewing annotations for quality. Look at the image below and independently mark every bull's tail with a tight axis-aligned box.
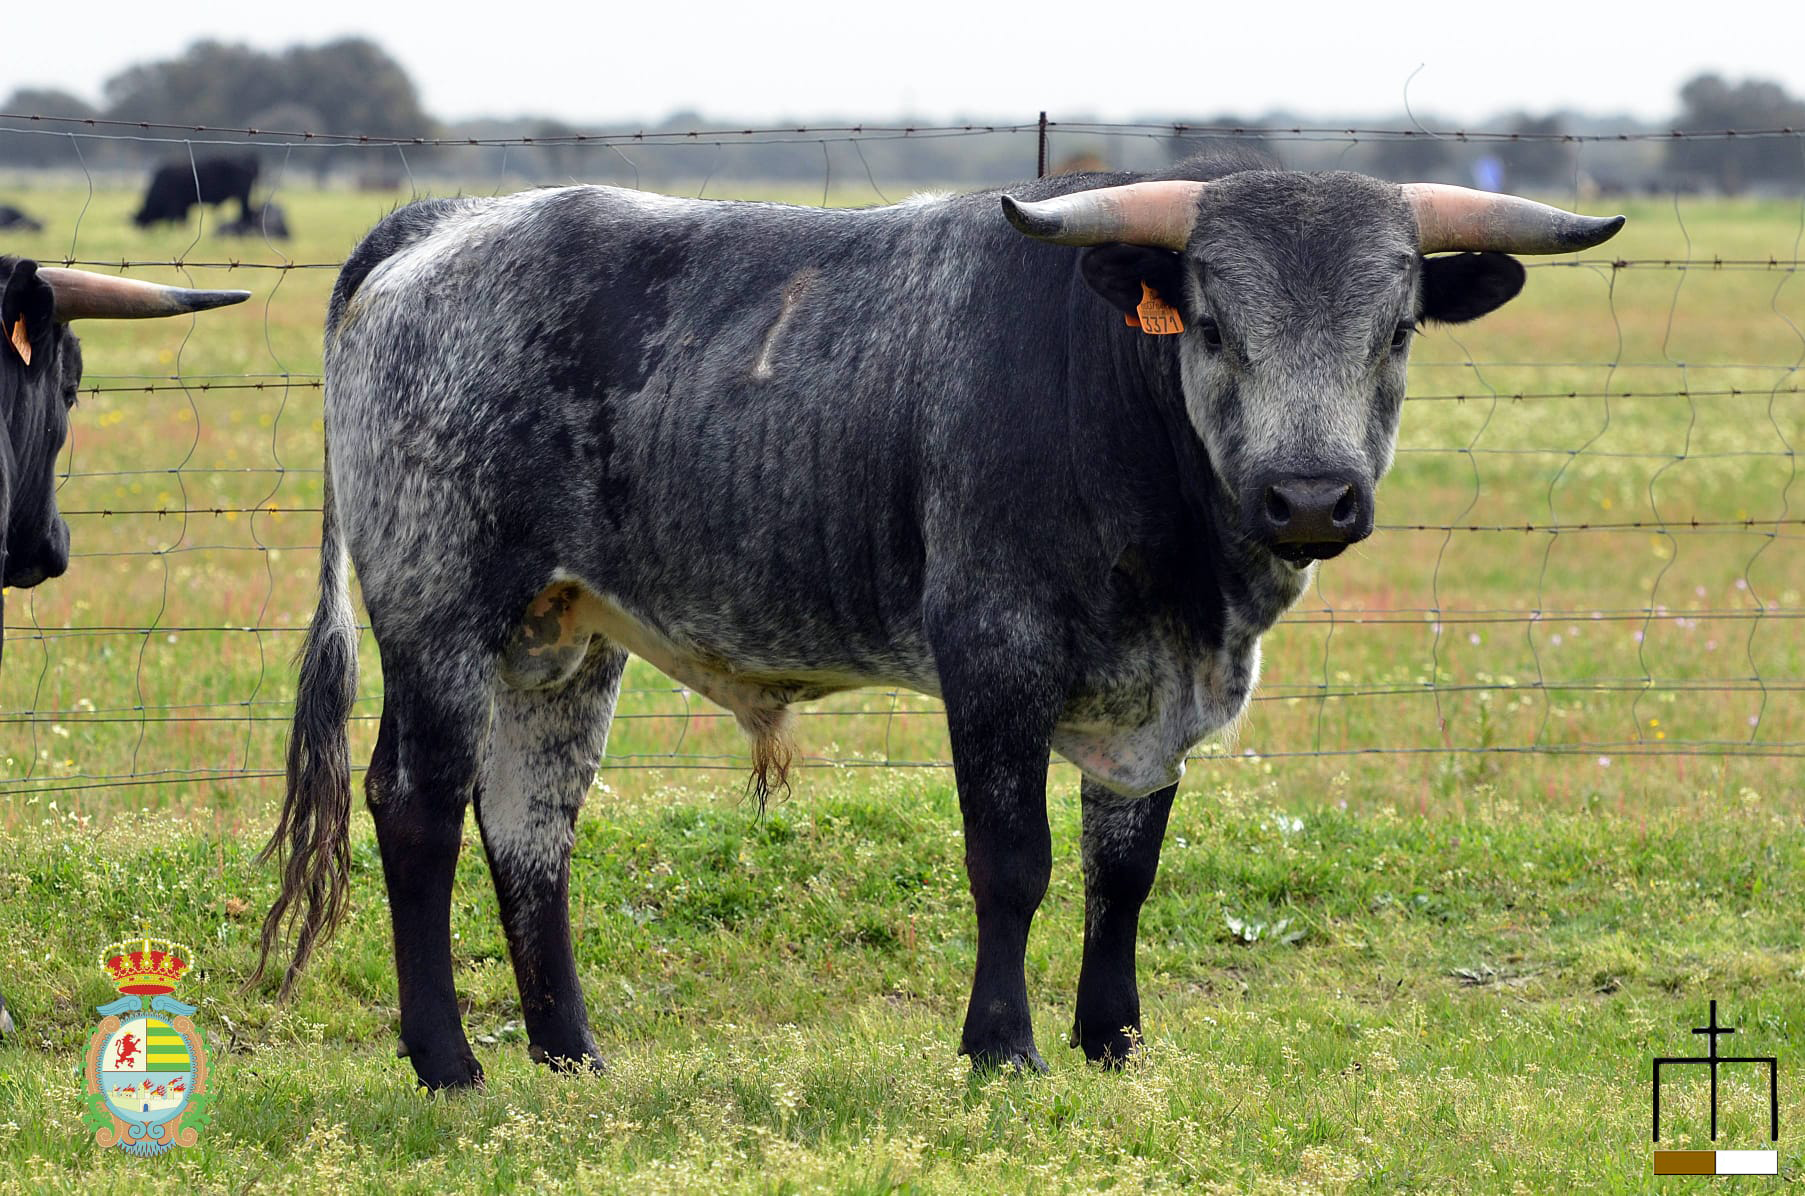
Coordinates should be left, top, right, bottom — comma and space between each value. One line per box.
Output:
252, 472, 358, 998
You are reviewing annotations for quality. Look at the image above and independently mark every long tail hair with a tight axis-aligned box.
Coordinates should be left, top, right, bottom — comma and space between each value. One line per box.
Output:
250, 470, 358, 997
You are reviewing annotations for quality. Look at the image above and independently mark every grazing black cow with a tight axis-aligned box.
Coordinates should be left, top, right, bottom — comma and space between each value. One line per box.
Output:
132, 156, 260, 228
2, 258, 250, 662
218, 201, 290, 241
0, 206, 42, 233
255, 156, 1623, 1090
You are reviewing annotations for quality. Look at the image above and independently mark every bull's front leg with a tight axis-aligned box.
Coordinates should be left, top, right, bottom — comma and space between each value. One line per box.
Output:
1071, 778, 1176, 1065
930, 602, 1065, 1073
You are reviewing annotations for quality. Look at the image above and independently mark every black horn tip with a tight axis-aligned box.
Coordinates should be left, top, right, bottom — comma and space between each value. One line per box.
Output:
1000, 195, 1060, 239
1564, 213, 1627, 252
179, 288, 253, 312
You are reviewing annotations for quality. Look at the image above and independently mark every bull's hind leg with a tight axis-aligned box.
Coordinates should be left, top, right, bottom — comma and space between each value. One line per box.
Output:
365, 653, 496, 1091
1070, 778, 1176, 1065
476, 632, 628, 1073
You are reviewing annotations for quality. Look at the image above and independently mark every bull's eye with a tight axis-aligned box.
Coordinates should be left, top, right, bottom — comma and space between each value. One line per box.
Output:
1197, 318, 1224, 352
1390, 321, 1415, 352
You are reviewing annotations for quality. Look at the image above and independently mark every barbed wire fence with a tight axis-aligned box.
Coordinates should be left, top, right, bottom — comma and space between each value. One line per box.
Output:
0, 114, 1800, 809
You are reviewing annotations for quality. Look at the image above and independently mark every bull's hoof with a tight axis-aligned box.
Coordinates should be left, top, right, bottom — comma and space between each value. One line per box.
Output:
528, 1041, 606, 1075
963, 1043, 1048, 1075
410, 1053, 485, 1092
1071, 1022, 1142, 1068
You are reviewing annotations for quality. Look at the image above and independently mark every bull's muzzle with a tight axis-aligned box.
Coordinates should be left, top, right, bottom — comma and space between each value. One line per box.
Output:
3, 517, 69, 589
1251, 475, 1372, 564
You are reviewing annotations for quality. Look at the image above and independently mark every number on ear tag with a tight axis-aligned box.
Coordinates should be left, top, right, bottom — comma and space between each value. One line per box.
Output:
1133, 283, 1184, 336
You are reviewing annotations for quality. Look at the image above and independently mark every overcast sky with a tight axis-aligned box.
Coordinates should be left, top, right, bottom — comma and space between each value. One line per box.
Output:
6, 1, 1800, 128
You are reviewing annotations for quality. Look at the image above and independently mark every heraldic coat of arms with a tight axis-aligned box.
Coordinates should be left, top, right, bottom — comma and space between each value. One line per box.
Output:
81, 938, 214, 1156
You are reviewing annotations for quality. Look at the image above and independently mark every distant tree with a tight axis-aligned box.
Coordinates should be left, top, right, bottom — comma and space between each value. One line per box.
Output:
1667, 73, 1805, 194
246, 102, 326, 137
0, 88, 102, 167
246, 102, 328, 181
101, 37, 435, 173
103, 40, 284, 129
279, 39, 433, 139
2, 87, 98, 120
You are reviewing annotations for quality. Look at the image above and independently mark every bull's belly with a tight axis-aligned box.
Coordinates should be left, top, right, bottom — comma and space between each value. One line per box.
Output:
501, 578, 1257, 800
498, 579, 934, 737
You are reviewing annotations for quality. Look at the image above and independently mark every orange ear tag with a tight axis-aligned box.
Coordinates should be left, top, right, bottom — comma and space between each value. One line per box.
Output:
8, 317, 29, 366
1132, 282, 1184, 336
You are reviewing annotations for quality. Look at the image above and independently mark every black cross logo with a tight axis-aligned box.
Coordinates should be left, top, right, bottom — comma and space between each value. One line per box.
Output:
1652, 1000, 1779, 1143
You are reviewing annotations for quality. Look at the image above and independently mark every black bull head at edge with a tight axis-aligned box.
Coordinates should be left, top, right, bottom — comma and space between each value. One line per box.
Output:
1, 259, 250, 661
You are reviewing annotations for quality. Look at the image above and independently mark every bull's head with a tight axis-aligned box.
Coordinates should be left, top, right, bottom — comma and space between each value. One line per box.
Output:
2, 259, 250, 593
1002, 173, 1624, 567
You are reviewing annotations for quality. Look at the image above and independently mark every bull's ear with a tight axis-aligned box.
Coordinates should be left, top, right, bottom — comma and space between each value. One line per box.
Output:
1419, 251, 1525, 325
1, 259, 54, 364
1080, 244, 1187, 317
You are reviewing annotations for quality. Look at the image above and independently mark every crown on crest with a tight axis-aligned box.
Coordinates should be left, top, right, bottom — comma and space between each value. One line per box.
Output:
101, 938, 192, 995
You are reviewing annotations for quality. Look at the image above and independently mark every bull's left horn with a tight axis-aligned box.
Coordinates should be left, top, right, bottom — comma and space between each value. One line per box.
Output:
1402, 184, 1625, 255
40, 267, 251, 322
1001, 181, 1209, 250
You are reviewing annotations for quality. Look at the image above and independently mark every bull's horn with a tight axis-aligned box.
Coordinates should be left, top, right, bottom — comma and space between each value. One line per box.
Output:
40, 267, 251, 322
1001, 181, 1209, 250
1402, 184, 1626, 255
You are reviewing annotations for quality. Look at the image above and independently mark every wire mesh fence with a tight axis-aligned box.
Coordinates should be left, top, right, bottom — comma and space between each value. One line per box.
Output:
0, 114, 1800, 809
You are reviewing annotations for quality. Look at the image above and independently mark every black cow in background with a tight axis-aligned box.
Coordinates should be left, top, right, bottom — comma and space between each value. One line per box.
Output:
0, 257, 247, 1050
133, 156, 260, 228
0, 206, 42, 233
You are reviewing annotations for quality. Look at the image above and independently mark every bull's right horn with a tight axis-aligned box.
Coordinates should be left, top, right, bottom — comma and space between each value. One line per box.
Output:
40, 266, 251, 322
1001, 181, 1209, 250
1402, 184, 1626, 255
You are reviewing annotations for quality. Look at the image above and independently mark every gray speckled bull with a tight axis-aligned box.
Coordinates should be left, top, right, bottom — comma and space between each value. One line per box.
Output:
254, 154, 1623, 1090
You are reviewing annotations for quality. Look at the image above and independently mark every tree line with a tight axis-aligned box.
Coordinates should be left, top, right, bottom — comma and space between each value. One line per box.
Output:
3, 38, 1801, 195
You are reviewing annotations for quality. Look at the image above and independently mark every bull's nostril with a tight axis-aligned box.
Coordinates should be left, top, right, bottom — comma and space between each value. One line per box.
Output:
1331, 489, 1357, 526
1265, 488, 1291, 526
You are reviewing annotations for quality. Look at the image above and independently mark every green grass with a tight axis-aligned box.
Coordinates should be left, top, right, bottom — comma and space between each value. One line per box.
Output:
0, 178, 1802, 1191
4, 775, 1804, 1192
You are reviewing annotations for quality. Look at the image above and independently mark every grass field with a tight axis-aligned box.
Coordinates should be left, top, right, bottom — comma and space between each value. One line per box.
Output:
0, 166, 1802, 1192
